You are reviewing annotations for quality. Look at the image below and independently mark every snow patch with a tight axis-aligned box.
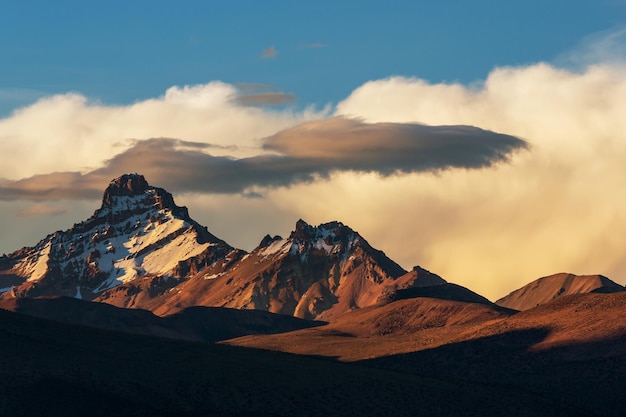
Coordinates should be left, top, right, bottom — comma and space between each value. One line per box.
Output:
80, 211, 210, 292
313, 239, 334, 253
96, 192, 156, 218
203, 272, 225, 280
142, 231, 209, 273
24, 241, 52, 282
260, 238, 291, 257
11, 199, 223, 295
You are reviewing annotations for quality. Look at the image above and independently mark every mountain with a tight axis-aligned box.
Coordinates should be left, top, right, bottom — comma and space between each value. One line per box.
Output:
0, 296, 323, 342
122, 219, 412, 320
0, 173, 236, 302
3, 173, 622, 323
228, 272, 515, 357
496, 272, 625, 310
0, 173, 445, 321
393, 265, 447, 288
231, 291, 514, 359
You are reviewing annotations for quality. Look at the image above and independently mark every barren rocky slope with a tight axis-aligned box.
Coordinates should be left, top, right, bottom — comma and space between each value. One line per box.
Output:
496, 272, 624, 310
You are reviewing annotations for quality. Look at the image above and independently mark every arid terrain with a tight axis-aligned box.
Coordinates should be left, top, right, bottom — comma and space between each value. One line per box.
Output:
0, 302, 605, 417
1, 174, 625, 416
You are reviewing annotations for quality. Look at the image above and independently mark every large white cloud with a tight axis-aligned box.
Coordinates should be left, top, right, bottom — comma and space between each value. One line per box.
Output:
324, 63, 626, 297
0, 82, 324, 180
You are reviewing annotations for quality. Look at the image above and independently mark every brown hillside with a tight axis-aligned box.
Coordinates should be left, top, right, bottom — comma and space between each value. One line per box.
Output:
230, 291, 626, 416
496, 272, 624, 310
229, 293, 512, 361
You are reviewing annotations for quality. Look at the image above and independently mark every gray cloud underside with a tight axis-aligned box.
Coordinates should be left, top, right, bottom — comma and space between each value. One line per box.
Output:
235, 92, 296, 107
232, 83, 295, 106
263, 117, 528, 170
0, 117, 527, 201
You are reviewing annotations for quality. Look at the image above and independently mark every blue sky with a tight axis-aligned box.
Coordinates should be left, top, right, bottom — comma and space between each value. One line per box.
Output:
1, 0, 623, 115
2, 1, 626, 299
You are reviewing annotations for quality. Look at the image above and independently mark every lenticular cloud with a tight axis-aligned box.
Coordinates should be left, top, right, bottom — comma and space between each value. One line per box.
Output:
0, 117, 526, 200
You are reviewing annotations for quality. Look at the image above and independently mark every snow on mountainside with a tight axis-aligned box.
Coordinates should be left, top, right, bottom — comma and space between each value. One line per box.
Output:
0, 174, 234, 300
147, 219, 413, 320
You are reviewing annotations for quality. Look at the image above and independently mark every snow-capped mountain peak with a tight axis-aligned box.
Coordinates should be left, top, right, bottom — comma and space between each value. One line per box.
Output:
89, 173, 192, 228
252, 220, 360, 261
289, 219, 350, 241
0, 174, 234, 300
176, 219, 408, 320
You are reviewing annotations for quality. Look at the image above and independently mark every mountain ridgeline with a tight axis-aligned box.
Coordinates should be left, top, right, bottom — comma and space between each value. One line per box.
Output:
1, 173, 624, 320
0, 174, 450, 319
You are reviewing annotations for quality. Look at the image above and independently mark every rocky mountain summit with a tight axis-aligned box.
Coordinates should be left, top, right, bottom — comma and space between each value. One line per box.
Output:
143, 218, 412, 320
0, 174, 234, 301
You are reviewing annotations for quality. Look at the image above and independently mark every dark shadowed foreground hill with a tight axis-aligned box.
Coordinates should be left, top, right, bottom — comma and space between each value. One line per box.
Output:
0, 296, 323, 342
0, 308, 586, 417
232, 292, 626, 417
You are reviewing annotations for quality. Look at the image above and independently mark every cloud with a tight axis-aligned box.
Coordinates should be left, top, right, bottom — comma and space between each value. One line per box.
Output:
15, 203, 68, 218
0, 119, 526, 200
261, 46, 278, 58
557, 26, 626, 69
263, 117, 526, 173
0, 172, 102, 201
0, 81, 324, 181
232, 83, 295, 106
329, 62, 626, 298
235, 92, 295, 107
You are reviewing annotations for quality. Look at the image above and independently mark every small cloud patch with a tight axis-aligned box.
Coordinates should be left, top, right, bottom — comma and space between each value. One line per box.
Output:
16, 203, 68, 218
261, 46, 278, 59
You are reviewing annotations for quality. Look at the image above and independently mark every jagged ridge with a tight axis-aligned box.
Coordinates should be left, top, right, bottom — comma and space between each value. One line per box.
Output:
145, 218, 416, 320
0, 174, 234, 300
4, 173, 554, 322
